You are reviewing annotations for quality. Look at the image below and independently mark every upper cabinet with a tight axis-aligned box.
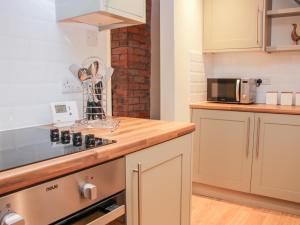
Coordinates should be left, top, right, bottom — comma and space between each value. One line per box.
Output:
203, 0, 264, 52
55, 0, 146, 31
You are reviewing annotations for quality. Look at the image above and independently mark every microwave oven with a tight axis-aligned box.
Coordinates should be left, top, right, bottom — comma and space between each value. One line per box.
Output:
207, 78, 257, 104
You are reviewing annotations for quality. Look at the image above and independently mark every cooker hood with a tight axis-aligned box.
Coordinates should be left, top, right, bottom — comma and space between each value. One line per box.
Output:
55, 0, 145, 31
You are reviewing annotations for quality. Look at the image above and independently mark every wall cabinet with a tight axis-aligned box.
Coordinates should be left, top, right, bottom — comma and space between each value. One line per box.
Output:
55, 0, 145, 30
203, 0, 264, 52
105, 0, 145, 21
126, 134, 192, 225
192, 110, 254, 192
192, 109, 300, 204
251, 113, 300, 203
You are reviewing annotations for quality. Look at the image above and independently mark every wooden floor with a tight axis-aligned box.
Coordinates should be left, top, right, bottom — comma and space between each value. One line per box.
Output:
192, 195, 300, 225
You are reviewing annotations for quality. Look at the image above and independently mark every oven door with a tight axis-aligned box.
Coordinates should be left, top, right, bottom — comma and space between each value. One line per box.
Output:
207, 78, 241, 103
52, 192, 125, 225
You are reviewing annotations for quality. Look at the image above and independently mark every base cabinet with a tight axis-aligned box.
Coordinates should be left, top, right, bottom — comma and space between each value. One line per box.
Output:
192, 109, 300, 204
126, 134, 192, 225
251, 113, 300, 203
192, 110, 254, 192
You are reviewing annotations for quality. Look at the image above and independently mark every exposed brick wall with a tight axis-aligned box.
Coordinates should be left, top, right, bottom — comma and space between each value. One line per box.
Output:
111, 0, 151, 118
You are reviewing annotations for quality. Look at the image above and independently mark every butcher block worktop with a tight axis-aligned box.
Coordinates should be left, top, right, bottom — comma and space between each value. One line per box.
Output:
0, 117, 195, 196
190, 102, 300, 115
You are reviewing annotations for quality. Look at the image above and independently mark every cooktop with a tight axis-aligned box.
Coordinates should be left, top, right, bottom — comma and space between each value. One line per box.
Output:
0, 127, 116, 172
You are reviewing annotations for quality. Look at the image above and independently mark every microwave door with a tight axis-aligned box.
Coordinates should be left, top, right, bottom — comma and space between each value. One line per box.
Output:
207, 79, 241, 103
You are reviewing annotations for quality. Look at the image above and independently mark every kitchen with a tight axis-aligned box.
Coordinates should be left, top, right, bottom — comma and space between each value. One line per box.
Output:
0, 0, 300, 225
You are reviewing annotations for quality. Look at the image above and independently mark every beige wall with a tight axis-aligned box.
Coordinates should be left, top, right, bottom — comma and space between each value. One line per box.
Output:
150, 0, 161, 119
160, 0, 203, 122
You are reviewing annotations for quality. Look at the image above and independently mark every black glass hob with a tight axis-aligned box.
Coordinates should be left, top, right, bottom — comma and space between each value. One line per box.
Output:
0, 127, 116, 172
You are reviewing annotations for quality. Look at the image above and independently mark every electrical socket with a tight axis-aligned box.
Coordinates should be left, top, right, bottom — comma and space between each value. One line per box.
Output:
261, 77, 272, 85
62, 80, 82, 94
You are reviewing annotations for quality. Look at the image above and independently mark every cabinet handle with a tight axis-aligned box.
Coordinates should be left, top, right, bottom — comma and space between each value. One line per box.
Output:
256, 118, 261, 159
133, 163, 142, 225
246, 117, 251, 158
257, 8, 259, 44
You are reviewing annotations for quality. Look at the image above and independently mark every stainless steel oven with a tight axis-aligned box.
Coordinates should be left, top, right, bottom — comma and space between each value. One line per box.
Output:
207, 78, 257, 104
0, 158, 125, 225
53, 192, 125, 225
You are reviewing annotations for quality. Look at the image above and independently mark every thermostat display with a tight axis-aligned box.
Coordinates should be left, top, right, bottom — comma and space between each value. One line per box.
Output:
51, 101, 79, 127
55, 105, 67, 113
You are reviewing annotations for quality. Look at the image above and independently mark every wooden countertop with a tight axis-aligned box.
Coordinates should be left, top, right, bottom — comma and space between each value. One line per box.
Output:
0, 117, 195, 196
190, 102, 300, 115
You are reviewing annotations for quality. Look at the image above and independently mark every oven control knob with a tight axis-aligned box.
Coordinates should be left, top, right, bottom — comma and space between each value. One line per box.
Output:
50, 128, 59, 142
85, 134, 96, 148
72, 132, 83, 147
61, 130, 71, 144
81, 183, 97, 201
1, 212, 25, 225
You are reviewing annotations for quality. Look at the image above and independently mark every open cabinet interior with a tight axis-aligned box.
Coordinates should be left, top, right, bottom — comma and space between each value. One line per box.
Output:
265, 0, 300, 52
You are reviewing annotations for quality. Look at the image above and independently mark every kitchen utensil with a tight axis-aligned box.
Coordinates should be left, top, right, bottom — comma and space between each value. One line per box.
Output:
88, 61, 99, 77
68, 57, 117, 130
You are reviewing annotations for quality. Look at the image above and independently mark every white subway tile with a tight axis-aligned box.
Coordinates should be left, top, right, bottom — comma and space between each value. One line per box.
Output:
209, 51, 300, 103
0, 0, 110, 130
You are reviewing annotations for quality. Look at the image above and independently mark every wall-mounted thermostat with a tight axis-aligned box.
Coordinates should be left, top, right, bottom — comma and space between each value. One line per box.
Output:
50, 101, 79, 127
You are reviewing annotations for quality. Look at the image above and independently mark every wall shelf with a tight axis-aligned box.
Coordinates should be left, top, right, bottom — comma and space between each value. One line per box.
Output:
264, 0, 300, 53
267, 7, 300, 17
266, 45, 300, 52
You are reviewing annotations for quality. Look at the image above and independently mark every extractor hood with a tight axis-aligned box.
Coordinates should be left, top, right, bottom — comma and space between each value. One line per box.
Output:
55, 0, 145, 31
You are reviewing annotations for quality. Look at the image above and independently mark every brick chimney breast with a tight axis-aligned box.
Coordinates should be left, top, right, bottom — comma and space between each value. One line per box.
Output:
111, 0, 151, 118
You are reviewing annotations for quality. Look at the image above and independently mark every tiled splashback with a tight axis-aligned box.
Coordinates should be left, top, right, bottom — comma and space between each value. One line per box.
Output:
189, 51, 207, 103
205, 52, 300, 103
0, 0, 110, 131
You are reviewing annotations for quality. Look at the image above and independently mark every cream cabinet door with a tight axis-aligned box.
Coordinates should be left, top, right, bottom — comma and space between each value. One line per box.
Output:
203, 0, 263, 52
192, 110, 254, 192
251, 114, 300, 203
105, 0, 145, 22
126, 134, 192, 225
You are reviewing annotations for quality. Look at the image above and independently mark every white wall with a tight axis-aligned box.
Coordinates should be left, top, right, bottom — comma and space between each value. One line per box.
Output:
0, 0, 110, 131
150, 0, 160, 119
160, 0, 203, 122
206, 52, 300, 103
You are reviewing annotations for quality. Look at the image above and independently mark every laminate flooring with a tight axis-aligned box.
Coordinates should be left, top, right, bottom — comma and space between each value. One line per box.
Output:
192, 195, 300, 225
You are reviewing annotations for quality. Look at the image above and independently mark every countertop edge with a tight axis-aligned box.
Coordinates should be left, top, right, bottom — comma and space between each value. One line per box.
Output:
0, 121, 195, 196
190, 102, 300, 115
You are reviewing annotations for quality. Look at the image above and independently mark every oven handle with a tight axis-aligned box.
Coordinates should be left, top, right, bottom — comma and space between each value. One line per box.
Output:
236, 79, 241, 102
86, 205, 125, 225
